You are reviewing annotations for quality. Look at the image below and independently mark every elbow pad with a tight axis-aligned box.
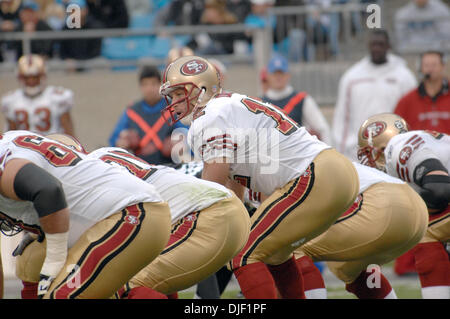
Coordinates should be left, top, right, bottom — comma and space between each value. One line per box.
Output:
419, 174, 450, 211
14, 163, 68, 218
414, 158, 448, 186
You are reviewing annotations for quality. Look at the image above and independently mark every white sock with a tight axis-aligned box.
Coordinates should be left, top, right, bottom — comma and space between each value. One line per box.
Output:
305, 288, 327, 299
383, 289, 397, 299
422, 286, 450, 299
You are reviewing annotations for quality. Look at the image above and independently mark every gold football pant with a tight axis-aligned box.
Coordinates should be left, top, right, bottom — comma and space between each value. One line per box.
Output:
123, 194, 250, 295
294, 183, 429, 283
421, 205, 450, 243
16, 202, 171, 299
231, 148, 359, 269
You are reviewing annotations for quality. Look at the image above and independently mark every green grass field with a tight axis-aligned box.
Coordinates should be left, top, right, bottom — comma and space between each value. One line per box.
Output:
178, 284, 422, 299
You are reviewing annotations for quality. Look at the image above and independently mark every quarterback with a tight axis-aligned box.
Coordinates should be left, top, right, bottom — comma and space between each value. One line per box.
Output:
1, 55, 75, 136
0, 131, 171, 298
358, 113, 450, 298
159, 56, 359, 299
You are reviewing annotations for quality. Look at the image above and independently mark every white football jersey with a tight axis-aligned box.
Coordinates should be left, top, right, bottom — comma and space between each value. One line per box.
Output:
1, 86, 73, 134
87, 147, 232, 224
352, 161, 404, 193
384, 130, 450, 193
0, 131, 162, 247
187, 93, 330, 195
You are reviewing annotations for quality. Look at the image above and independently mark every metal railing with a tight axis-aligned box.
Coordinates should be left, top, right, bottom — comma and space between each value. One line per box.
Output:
0, 23, 270, 74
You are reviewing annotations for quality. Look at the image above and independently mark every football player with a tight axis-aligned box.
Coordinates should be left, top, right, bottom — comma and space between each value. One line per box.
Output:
159, 55, 360, 299
294, 162, 428, 299
15, 136, 250, 299
0, 130, 171, 298
1, 55, 75, 136
357, 113, 450, 299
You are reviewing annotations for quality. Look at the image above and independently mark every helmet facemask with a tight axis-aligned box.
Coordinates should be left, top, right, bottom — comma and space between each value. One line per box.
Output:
161, 81, 206, 126
357, 145, 386, 171
19, 74, 46, 97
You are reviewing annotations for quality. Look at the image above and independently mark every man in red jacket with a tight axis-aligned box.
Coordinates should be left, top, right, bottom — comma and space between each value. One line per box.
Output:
395, 51, 449, 134
393, 50, 450, 276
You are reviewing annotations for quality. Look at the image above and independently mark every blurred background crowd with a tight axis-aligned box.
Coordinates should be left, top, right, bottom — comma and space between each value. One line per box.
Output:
0, 0, 448, 64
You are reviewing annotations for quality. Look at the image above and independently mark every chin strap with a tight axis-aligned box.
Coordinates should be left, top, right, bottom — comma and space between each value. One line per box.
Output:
183, 88, 206, 125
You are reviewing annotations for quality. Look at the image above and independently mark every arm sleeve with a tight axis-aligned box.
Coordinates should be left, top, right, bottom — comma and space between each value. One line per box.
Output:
301, 95, 332, 145
108, 110, 130, 146
13, 163, 68, 218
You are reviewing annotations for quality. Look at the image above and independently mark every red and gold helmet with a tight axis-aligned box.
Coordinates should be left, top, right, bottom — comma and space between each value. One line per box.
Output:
357, 113, 409, 171
17, 54, 47, 96
46, 133, 87, 154
160, 56, 222, 125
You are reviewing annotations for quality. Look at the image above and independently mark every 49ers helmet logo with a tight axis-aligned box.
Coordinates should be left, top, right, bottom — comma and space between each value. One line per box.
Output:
181, 59, 208, 76
362, 121, 386, 139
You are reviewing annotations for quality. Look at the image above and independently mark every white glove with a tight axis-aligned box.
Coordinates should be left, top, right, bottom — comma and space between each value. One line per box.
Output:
38, 232, 69, 299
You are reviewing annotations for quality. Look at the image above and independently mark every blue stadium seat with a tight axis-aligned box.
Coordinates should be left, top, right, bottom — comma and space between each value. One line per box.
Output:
102, 36, 153, 60
129, 13, 156, 30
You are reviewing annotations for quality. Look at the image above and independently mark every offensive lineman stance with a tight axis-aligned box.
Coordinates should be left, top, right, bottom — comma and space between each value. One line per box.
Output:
0, 130, 171, 298
294, 162, 428, 299
358, 113, 450, 298
159, 56, 359, 299
13, 137, 250, 299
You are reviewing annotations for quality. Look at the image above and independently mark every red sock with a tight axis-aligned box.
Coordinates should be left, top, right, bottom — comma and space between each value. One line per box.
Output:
413, 242, 450, 288
394, 249, 416, 276
345, 270, 393, 299
233, 262, 278, 299
296, 256, 325, 291
267, 256, 306, 299
126, 287, 168, 299
166, 292, 178, 299
21, 281, 38, 299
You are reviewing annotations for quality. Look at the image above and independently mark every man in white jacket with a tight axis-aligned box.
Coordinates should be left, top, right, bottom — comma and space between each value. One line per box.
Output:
332, 29, 417, 160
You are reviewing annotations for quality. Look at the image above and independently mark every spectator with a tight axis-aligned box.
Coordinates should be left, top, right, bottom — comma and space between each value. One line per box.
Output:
39, 0, 65, 30
12, 0, 53, 59
86, 0, 129, 28
154, 0, 205, 27
395, 51, 450, 134
226, 0, 251, 22
261, 54, 332, 144
244, 0, 276, 29
0, 0, 21, 31
0, 0, 22, 62
109, 66, 187, 165
395, 0, 450, 53
331, 29, 417, 160
59, 0, 103, 63
188, 0, 246, 55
